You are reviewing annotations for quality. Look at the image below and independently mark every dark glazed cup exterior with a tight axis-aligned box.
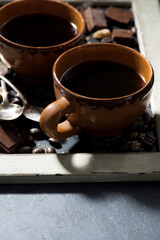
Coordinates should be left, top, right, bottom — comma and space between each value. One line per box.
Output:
40, 43, 154, 139
0, 0, 85, 83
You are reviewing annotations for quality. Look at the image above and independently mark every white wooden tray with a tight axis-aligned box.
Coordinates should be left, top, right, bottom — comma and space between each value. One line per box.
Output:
0, 0, 160, 183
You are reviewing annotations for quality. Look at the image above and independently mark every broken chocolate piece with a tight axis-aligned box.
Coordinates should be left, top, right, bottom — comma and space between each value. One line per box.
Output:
82, 7, 107, 32
105, 6, 133, 25
0, 125, 23, 153
112, 29, 133, 46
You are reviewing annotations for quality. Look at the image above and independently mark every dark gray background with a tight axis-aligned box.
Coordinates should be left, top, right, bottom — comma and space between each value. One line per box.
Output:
0, 182, 160, 239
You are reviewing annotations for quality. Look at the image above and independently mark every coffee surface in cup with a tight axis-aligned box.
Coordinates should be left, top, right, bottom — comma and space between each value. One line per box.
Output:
60, 60, 145, 98
0, 13, 78, 47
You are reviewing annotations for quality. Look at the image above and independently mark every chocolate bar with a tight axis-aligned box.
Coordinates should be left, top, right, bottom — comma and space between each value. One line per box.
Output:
0, 125, 23, 153
105, 6, 133, 25
112, 29, 133, 46
82, 7, 107, 32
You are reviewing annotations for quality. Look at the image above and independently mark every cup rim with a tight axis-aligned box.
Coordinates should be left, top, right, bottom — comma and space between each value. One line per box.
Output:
53, 43, 154, 102
0, 0, 85, 50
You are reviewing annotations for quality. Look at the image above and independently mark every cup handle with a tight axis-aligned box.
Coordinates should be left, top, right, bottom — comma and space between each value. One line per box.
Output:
40, 97, 80, 139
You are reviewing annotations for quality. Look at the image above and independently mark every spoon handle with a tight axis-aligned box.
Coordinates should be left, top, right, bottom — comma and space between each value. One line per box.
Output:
0, 75, 28, 107
0, 80, 9, 106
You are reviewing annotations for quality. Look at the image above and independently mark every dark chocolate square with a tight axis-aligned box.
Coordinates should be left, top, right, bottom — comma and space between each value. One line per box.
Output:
112, 29, 133, 46
82, 7, 107, 32
105, 6, 133, 25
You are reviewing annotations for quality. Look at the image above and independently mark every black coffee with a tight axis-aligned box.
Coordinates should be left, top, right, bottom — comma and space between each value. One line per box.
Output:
0, 13, 78, 47
60, 60, 145, 98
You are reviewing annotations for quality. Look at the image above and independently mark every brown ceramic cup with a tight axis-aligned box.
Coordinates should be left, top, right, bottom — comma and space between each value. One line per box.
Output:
0, 0, 85, 83
40, 43, 154, 139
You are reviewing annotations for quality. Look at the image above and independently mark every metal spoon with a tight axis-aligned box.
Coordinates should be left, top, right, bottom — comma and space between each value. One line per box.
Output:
0, 79, 23, 120
0, 54, 43, 122
0, 75, 43, 122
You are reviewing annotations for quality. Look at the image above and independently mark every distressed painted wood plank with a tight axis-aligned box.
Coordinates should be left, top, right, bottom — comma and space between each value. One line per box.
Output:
0, 153, 160, 183
133, 0, 160, 148
0, 153, 160, 175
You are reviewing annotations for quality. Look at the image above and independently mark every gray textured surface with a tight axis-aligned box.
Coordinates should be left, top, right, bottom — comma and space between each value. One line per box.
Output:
0, 182, 160, 239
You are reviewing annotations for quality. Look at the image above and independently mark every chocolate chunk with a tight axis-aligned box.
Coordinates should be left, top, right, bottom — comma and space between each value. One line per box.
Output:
0, 125, 23, 153
105, 6, 133, 25
82, 7, 107, 32
112, 29, 133, 46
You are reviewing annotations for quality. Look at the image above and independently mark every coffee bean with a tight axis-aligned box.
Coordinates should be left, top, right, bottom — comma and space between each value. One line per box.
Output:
32, 148, 45, 153
143, 139, 154, 147
146, 132, 157, 143
29, 128, 45, 140
18, 146, 32, 153
139, 133, 146, 141
143, 124, 149, 131
129, 140, 142, 151
131, 118, 144, 131
129, 132, 139, 140
143, 111, 153, 124
150, 123, 155, 130
48, 138, 62, 149
46, 147, 56, 153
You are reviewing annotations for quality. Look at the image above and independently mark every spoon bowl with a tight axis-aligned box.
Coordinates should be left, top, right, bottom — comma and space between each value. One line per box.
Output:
0, 80, 23, 120
22, 102, 44, 122
0, 75, 43, 122
0, 102, 23, 120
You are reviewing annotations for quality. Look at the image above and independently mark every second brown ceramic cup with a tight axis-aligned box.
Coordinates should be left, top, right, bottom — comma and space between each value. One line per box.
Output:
0, 0, 85, 83
40, 43, 154, 139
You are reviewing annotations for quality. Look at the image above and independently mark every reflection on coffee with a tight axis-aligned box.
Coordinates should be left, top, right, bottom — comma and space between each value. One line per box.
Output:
60, 60, 145, 98
0, 13, 78, 47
